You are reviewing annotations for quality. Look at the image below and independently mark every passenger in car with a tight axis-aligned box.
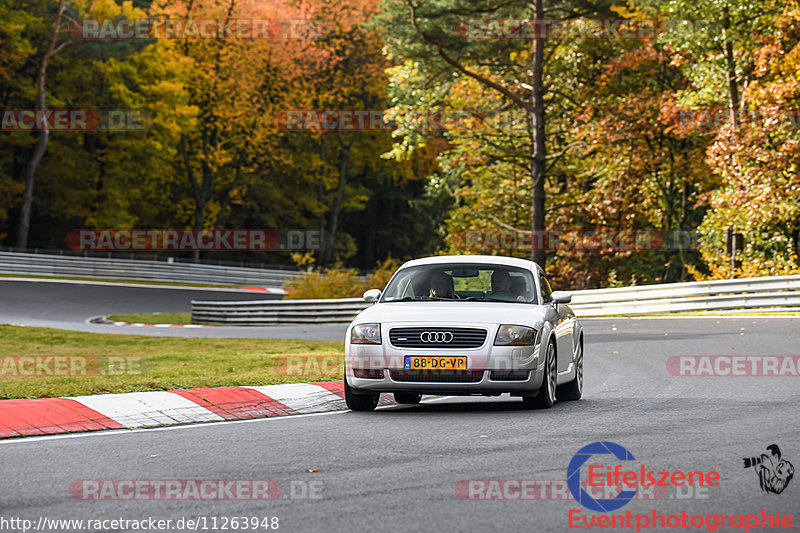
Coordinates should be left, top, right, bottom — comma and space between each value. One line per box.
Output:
491, 270, 525, 302
429, 272, 455, 298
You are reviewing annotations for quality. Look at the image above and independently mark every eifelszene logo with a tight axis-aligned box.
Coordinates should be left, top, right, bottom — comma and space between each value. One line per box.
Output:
567, 441, 721, 512
565, 441, 795, 531
743, 444, 794, 495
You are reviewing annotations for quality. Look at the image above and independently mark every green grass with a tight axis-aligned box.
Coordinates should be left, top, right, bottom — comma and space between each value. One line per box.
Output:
106, 312, 193, 325
0, 325, 343, 399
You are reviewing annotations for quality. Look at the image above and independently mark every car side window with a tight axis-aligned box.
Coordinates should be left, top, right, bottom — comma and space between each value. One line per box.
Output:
540, 274, 553, 303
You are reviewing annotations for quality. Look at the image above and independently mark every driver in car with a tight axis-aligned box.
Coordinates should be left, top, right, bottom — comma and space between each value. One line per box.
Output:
429, 272, 455, 299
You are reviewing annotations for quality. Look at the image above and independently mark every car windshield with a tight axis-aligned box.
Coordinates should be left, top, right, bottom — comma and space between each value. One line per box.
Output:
381, 263, 537, 304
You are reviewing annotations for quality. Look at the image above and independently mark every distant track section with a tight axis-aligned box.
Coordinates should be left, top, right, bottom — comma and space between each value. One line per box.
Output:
0, 251, 298, 287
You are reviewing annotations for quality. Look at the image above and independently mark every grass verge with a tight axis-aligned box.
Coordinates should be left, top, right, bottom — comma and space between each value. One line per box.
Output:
0, 325, 343, 399
105, 312, 193, 325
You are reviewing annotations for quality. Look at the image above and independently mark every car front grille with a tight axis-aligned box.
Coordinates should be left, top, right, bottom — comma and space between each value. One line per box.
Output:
388, 327, 487, 349
389, 370, 485, 383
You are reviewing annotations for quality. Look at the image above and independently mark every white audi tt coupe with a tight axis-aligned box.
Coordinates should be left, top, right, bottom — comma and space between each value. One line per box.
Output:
344, 255, 584, 411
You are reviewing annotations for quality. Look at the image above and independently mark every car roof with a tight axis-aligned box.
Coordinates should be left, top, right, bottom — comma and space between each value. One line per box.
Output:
400, 254, 539, 272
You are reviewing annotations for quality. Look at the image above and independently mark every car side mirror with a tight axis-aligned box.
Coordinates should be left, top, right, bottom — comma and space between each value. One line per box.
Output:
363, 289, 382, 303
550, 291, 571, 305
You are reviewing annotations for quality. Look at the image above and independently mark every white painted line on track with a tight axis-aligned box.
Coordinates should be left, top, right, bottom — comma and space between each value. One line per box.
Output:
86, 316, 212, 328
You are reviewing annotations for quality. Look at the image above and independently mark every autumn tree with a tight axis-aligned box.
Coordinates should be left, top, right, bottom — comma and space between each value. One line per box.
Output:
11, 0, 70, 248
699, 1, 800, 276
149, 0, 325, 261
376, 0, 618, 268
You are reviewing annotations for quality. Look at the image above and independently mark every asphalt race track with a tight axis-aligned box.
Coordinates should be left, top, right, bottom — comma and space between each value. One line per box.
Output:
2, 306, 798, 532
0, 279, 346, 340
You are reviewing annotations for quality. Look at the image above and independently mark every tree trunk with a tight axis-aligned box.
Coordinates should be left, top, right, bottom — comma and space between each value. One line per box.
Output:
319, 131, 358, 266
405, 0, 550, 266
722, 7, 739, 127
217, 146, 247, 228
317, 133, 327, 266
191, 207, 204, 263
181, 134, 206, 263
530, 0, 546, 268
17, 125, 49, 249
193, 128, 216, 262
16, 0, 69, 249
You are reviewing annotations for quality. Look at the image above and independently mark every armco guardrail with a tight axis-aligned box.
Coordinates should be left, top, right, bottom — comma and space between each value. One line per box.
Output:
191, 274, 800, 325
569, 274, 800, 316
192, 298, 370, 324
0, 251, 299, 287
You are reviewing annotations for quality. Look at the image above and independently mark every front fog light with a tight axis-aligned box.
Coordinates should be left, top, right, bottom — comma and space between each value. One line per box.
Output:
351, 323, 381, 344
494, 325, 535, 345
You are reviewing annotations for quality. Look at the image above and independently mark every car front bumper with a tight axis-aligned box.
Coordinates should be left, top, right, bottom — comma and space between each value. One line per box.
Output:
345, 334, 546, 395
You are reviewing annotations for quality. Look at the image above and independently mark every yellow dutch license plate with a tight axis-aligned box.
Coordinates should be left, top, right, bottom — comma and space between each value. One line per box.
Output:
404, 356, 468, 370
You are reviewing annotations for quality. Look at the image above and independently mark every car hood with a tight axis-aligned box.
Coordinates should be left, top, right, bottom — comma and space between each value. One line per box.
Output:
352, 301, 547, 326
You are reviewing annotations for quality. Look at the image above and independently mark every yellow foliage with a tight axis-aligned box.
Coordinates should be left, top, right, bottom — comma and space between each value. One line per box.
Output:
609, 2, 648, 20
284, 258, 401, 300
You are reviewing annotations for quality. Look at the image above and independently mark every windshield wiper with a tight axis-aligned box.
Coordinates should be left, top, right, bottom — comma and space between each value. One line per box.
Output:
463, 296, 513, 302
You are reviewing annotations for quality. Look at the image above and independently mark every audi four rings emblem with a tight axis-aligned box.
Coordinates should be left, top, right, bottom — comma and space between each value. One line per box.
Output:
420, 331, 454, 343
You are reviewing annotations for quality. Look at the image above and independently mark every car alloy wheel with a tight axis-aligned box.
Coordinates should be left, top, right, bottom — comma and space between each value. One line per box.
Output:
545, 341, 557, 403
557, 339, 583, 401
522, 340, 556, 409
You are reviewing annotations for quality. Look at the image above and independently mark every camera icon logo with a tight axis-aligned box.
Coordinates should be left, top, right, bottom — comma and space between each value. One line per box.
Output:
743, 444, 794, 495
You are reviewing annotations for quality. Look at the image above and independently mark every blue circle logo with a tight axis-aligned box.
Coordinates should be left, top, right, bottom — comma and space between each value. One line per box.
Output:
567, 441, 638, 512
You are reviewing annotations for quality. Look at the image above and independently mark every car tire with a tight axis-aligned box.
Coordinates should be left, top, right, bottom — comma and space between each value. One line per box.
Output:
522, 340, 556, 409
394, 392, 422, 404
345, 378, 379, 411
557, 338, 583, 401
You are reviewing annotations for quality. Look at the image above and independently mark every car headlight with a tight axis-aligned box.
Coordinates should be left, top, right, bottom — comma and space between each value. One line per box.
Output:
351, 323, 381, 344
494, 325, 536, 345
